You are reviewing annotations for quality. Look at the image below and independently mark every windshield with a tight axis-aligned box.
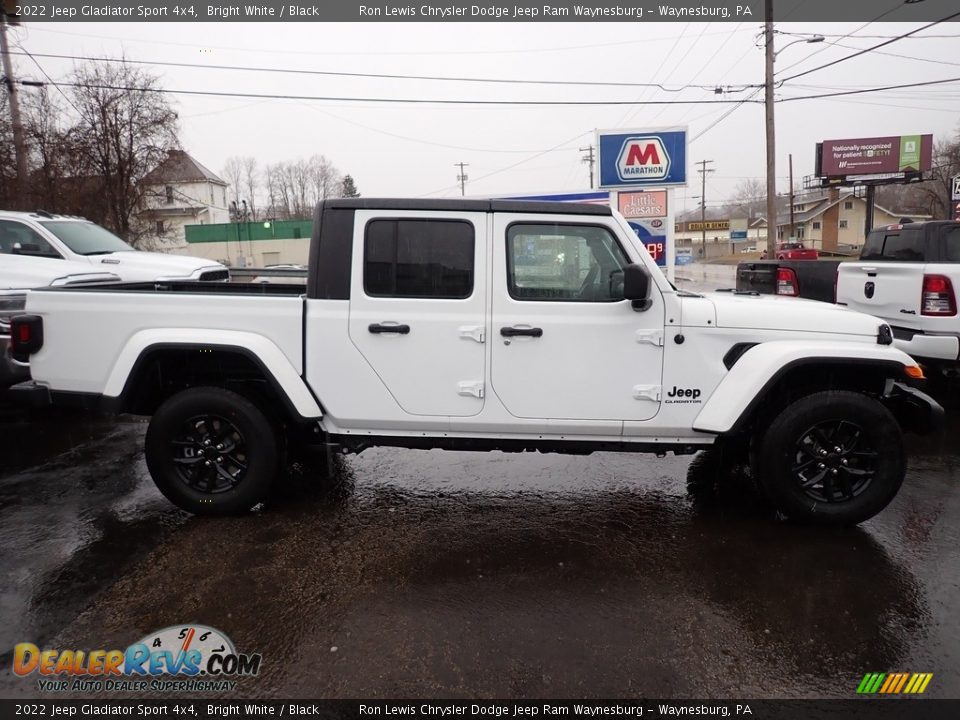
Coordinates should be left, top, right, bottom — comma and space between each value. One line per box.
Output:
39, 221, 133, 255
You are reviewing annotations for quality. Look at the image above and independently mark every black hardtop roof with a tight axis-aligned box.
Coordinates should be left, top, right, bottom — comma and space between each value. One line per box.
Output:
321, 198, 612, 216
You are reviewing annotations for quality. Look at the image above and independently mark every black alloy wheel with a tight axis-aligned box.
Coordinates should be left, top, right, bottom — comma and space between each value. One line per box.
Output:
172, 414, 249, 494
791, 420, 878, 504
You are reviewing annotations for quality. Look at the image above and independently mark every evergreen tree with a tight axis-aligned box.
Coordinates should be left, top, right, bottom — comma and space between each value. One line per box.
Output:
340, 174, 360, 198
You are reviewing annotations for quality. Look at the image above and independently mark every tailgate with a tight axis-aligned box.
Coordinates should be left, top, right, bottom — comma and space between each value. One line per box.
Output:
736, 261, 778, 294
837, 263, 925, 328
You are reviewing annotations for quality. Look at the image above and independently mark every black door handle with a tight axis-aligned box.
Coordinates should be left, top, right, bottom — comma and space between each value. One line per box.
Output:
500, 326, 543, 338
369, 323, 410, 335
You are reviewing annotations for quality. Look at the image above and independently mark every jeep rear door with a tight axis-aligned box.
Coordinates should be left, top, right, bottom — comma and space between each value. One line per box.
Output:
346, 210, 487, 417
489, 212, 665, 425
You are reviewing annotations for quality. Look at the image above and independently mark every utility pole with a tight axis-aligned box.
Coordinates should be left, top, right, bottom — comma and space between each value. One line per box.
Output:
454, 162, 469, 197
1, 13, 29, 209
764, 0, 776, 256
696, 160, 714, 261
579, 145, 596, 189
788, 153, 795, 241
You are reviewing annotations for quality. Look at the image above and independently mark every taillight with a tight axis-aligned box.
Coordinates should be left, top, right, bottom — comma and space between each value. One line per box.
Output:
776, 267, 799, 296
10, 315, 43, 359
921, 274, 957, 316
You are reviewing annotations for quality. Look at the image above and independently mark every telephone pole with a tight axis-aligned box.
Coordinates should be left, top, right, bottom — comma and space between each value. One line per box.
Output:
454, 162, 469, 196
764, 0, 776, 255
788, 153, 795, 241
579, 145, 596, 189
697, 160, 715, 261
1, 13, 29, 209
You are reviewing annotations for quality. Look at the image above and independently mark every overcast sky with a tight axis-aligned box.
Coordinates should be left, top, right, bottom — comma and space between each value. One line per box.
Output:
8, 20, 960, 213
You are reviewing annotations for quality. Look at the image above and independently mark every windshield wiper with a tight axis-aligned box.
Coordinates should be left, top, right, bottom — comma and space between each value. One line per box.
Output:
82, 251, 115, 256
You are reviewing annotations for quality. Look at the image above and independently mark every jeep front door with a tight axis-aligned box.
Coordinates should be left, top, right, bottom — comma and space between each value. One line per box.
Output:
490, 215, 665, 424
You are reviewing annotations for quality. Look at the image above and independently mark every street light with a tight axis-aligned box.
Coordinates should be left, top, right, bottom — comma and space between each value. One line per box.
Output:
772, 35, 825, 61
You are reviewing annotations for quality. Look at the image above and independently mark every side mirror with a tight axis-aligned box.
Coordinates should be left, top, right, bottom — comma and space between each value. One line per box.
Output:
623, 263, 652, 311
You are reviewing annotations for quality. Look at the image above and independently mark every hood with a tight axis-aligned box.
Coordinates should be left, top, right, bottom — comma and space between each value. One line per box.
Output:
0, 257, 121, 291
92, 251, 224, 282
700, 292, 884, 337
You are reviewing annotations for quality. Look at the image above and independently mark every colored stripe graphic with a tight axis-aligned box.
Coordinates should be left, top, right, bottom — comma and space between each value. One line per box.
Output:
857, 673, 933, 694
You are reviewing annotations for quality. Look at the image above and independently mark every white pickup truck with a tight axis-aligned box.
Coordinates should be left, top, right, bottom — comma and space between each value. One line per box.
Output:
837, 221, 960, 372
10, 199, 943, 525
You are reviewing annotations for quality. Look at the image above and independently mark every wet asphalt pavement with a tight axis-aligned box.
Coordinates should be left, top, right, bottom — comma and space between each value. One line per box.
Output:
1, 265, 959, 700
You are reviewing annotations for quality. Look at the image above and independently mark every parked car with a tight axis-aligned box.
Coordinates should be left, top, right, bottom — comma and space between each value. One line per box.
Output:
0, 211, 229, 283
837, 221, 960, 369
738, 221, 960, 370
12, 199, 941, 525
760, 242, 818, 261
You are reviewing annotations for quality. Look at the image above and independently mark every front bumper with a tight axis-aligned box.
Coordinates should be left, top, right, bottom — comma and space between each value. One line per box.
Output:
0, 335, 30, 389
884, 380, 945, 436
892, 327, 960, 363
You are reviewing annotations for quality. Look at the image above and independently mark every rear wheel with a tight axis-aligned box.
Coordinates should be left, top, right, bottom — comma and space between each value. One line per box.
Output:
145, 387, 279, 515
756, 391, 905, 526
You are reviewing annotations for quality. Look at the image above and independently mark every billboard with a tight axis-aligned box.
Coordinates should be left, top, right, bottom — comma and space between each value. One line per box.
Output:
818, 135, 933, 178
597, 128, 687, 188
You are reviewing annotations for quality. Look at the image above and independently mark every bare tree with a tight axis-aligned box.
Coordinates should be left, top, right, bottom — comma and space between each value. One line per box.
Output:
221, 156, 243, 212
68, 59, 179, 242
241, 156, 259, 220
308, 154, 338, 204
726, 177, 766, 218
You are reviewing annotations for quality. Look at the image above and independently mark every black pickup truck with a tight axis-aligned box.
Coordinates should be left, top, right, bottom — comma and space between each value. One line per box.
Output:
736, 258, 840, 302
736, 221, 959, 303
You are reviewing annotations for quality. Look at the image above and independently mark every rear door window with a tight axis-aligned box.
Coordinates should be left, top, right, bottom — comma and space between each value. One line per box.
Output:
861, 228, 925, 261
943, 227, 960, 262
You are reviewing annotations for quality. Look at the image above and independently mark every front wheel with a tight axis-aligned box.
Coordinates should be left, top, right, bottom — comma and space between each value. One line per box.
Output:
145, 387, 279, 515
756, 391, 905, 526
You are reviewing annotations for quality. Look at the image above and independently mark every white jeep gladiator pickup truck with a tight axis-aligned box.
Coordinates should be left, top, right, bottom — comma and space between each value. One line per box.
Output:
10, 199, 943, 525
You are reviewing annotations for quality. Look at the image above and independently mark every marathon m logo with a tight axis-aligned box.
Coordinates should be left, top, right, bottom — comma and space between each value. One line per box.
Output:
856, 673, 933, 695
616, 137, 671, 183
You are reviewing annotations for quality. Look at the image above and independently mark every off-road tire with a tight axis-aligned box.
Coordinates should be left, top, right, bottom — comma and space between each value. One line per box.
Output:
145, 386, 279, 515
756, 391, 905, 526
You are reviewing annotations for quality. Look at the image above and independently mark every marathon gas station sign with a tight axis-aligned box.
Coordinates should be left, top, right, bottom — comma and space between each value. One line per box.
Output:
596, 127, 688, 279
597, 128, 688, 188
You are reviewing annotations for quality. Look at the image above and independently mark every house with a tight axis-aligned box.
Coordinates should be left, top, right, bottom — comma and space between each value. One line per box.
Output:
137, 150, 231, 248
776, 189, 930, 252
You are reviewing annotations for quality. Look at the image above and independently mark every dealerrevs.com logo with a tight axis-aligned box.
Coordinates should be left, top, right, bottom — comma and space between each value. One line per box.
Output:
13, 625, 262, 693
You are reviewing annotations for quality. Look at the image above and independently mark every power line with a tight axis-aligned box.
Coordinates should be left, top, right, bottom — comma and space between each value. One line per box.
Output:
419, 130, 590, 197
24, 25, 754, 58
778, 76, 960, 102
826, 40, 960, 68
7, 51, 740, 91
772, 1, 908, 76
777, 12, 960, 83
24, 80, 761, 106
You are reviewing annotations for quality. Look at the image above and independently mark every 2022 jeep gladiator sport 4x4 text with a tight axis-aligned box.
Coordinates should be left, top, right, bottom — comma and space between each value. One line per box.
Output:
10, 199, 943, 525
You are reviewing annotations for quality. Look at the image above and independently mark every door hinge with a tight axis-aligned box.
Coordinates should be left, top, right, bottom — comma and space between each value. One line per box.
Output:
635, 329, 664, 347
633, 384, 662, 402
458, 325, 485, 343
458, 381, 485, 399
